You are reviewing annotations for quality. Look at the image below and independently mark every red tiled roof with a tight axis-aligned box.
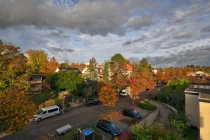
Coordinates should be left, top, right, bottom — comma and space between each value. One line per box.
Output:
126, 64, 132, 71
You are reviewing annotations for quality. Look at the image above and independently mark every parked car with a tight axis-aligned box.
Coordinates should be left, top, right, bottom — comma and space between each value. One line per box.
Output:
85, 99, 101, 106
33, 105, 60, 122
119, 90, 128, 96
96, 119, 122, 136
122, 109, 142, 119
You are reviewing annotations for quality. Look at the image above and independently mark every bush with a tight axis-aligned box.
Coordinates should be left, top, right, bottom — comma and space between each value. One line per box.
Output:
132, 123, 182, 140
44, 99, 56, 107
119, 131, 133, 140
64, 129, 78, 140
137, 100, 157, 111
131, 117, 139, 125
31, 91, 55, 105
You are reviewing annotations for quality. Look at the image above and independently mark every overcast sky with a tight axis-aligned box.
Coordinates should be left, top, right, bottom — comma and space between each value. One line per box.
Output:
0, 0, 210, 67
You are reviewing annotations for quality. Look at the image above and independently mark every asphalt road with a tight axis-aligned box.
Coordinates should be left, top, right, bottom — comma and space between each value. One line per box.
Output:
2, 89, 157, 140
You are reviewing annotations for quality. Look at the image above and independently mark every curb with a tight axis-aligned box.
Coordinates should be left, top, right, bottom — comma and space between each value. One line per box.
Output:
138, 101, 159, 125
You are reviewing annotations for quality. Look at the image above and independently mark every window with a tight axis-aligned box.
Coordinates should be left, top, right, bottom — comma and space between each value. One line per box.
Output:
48, 108, 58, 113
43, 111, 47, 114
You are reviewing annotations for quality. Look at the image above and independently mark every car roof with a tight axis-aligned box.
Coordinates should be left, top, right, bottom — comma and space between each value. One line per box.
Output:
42, 105, 59, 111
98, 119, 111, 124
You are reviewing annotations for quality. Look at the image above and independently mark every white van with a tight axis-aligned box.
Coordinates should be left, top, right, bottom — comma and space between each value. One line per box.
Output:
34, 105, 60, 122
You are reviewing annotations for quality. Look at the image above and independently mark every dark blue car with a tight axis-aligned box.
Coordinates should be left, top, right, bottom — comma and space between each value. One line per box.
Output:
96, 119, 122, 136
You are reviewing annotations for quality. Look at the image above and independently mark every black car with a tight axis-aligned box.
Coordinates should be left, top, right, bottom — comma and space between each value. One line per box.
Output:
85, 99, 101, 106
122, 109, 142, 119
96, 119, 122, 136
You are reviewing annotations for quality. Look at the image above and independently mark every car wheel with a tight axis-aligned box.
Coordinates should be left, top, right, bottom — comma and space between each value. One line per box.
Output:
54, 113, 58, 117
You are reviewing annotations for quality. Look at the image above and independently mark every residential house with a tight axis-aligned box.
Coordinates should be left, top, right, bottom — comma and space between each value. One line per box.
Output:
28, 74, 44, 93
55, 67, 82, 74
185, 85, 210, 140
97, 65, 104, 79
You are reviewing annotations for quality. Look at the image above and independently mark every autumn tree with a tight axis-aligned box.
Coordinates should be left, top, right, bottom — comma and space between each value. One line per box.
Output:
0, 41, 36, 134
110, 53, 128, 91
41, 57, 59, 74
27, 49, 48, 73
129, 70, 155, 104
0, 43, 29, 92
97, 82, 117, 107
88, 57, 98, 80
0, 89, 36, 134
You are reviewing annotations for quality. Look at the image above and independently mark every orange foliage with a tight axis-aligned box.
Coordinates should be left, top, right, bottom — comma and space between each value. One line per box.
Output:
0, 89, 36, 134
41, 57, 59, 74
129, 70, 155, 103
69, 63, 87, 72
99, 109, 124, 121
97, 82, 117, 107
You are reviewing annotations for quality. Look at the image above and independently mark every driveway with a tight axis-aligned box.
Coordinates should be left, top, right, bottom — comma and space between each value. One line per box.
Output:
150, 100, 172, 126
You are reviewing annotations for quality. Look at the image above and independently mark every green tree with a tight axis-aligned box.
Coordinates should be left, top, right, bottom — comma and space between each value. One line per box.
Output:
60, 61, 70, 68
103, 61, 109, 82
133, 58, 152, 73
110, 53, 127, 90
27, 49, 48, 73
88, 57, 98, 80
55, 71, 83, 94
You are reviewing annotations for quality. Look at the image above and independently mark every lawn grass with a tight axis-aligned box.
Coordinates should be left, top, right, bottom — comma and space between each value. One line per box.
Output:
184, 128, 198, 140
137, 100, 157, 111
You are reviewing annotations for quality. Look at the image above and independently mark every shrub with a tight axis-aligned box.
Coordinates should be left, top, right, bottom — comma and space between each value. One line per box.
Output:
39, 103, 45, 110
131, 117, 139, 125
44, 99, 56, 107
64, 129, 78, 140
113, 137, 120, 140
132, 123, 182, 140
119, 131, 133, 140
31, 91, 54, 105
137, 100, 157, 111
65, 102, 71, 108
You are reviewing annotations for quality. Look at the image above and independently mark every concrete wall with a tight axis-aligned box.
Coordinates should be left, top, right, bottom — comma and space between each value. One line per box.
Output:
139, 108, 158, 125
191, 85, 210, 89
199, 101, 210, 140
185, 93, 200, 128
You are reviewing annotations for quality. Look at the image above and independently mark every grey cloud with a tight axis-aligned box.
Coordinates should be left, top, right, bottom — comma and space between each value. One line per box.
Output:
48, 47, 75, 53
173, 31, 194, 39
128, 15, 153, 30
122, 35, 148, 46
0, 0, 160, 36
201, 25, 210, 32
146, 45, 210, 67
48, 31, 69, 38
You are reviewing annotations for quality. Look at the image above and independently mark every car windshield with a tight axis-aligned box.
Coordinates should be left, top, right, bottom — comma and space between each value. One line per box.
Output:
108, 123, 116, 130
37, 109, 43, 115
131, 110, 137, 114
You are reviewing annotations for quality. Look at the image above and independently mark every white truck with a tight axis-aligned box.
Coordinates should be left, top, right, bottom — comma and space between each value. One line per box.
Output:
33, 105, 60, 122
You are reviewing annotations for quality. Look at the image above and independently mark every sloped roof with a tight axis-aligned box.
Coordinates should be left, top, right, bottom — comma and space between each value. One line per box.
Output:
126, 64, 133, 71
59, 67, 82, 74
